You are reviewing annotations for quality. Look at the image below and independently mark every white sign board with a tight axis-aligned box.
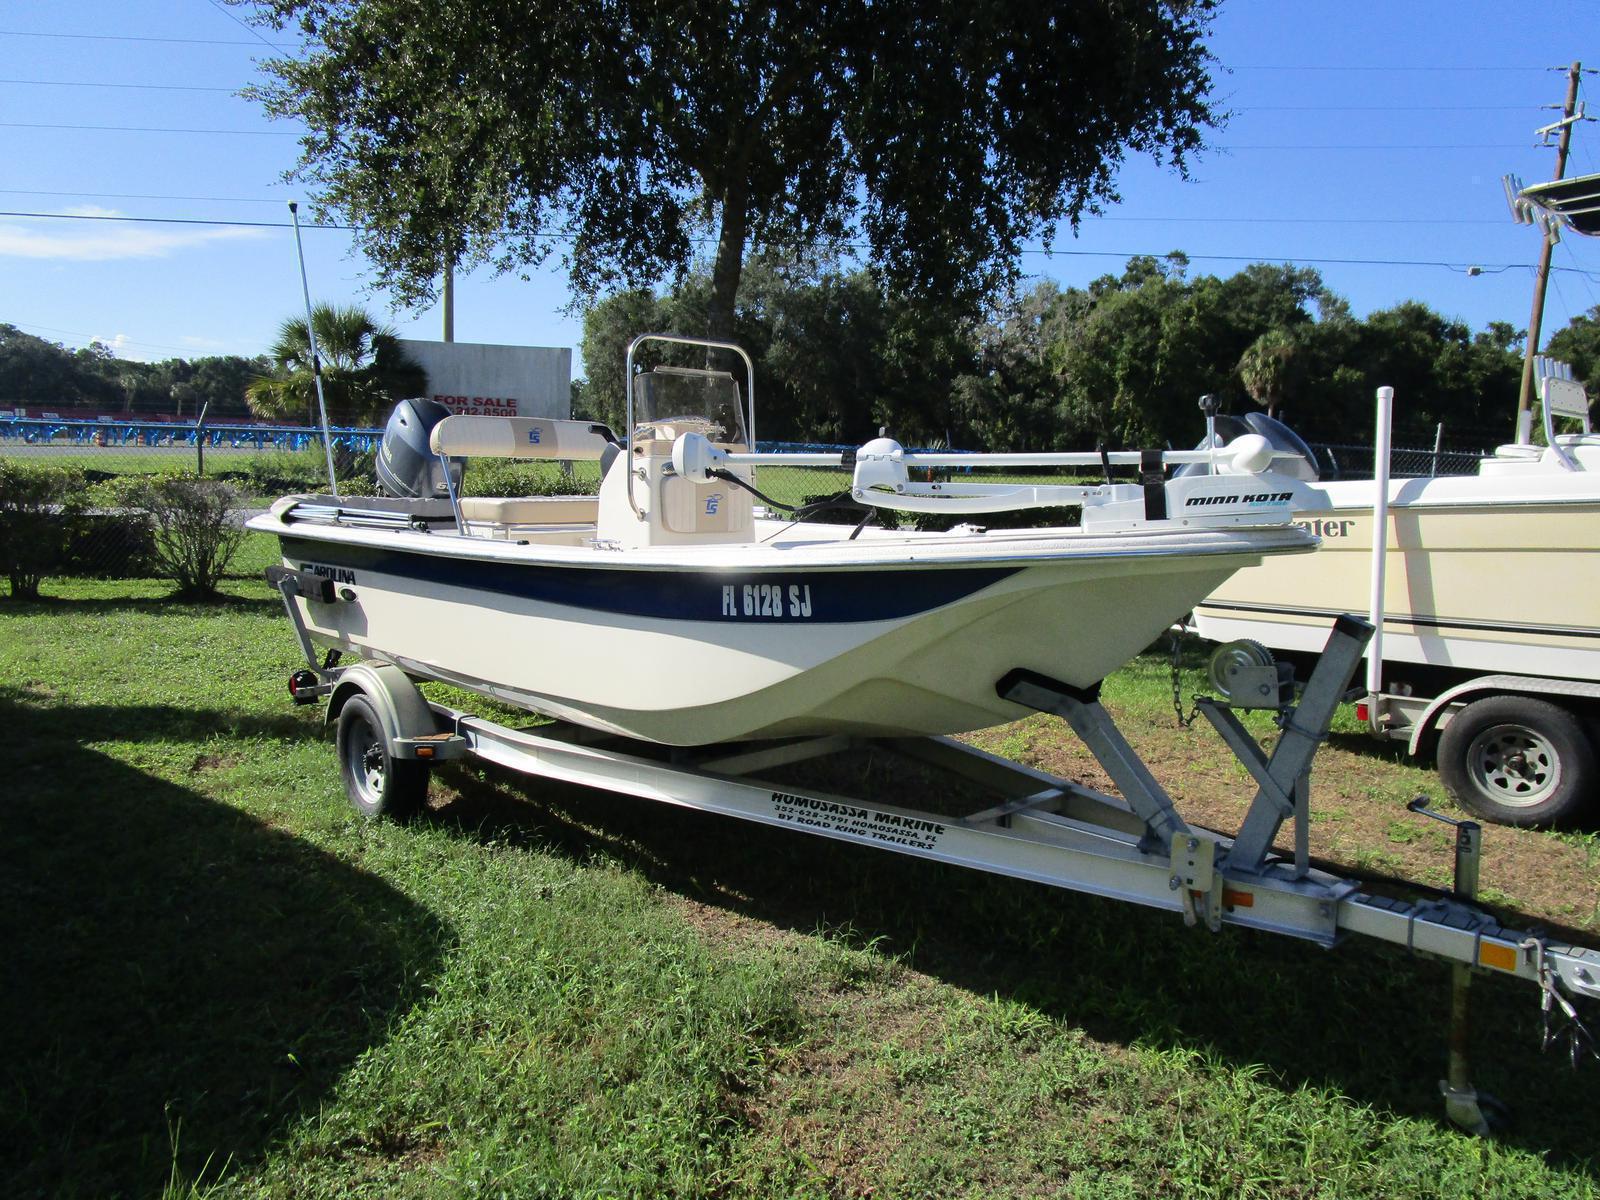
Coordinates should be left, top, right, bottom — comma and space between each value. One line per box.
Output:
397, 339, 572, 419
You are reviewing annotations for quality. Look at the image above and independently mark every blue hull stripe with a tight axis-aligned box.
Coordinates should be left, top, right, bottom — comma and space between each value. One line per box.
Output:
280, 536, 1018, 624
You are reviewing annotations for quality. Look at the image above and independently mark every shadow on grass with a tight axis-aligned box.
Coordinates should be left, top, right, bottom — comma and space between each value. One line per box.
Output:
0, 591, 281, 616
425, 754, 1600, 1172
1323, 727, 1421, 765
0, 692, 449, 1198
0, 686, 314, 745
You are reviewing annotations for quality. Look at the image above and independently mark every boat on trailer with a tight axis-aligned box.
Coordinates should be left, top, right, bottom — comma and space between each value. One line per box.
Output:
262, 561, 1600, 1137
252, 334, 1600, 1133
248, 334, 1316, 746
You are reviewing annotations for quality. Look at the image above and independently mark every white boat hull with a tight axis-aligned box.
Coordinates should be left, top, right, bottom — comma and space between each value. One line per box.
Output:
1194, 472, 1600, 680
264, 520, 1311, 744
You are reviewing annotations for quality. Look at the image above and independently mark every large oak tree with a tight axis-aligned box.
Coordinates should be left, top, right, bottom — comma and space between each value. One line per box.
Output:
245, 1, 1220, 343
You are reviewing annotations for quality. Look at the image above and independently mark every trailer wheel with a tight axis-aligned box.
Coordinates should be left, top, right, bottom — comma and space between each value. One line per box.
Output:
1437, 696, 1595, 827
336, 695, 428, 820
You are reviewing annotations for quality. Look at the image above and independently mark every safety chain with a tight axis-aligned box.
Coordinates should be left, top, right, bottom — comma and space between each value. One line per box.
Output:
1521, 937, 1600, 1070
1168, 627, 1203, 729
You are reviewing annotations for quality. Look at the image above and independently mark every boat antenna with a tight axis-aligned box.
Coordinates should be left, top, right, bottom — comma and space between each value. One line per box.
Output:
288, 201, 340, 497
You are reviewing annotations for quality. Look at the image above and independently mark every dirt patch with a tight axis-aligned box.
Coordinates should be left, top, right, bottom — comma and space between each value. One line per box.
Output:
671, 896, 804, 957
188, 752, 244, 775
734, 979, 968, 1195
968, 706, 1600, 934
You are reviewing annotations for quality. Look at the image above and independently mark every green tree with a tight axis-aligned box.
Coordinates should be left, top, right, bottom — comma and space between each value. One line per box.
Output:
948, 282, 1082, 451
244, 0, 1221, 342
1237, 329, 1300, 420
0, 325, 80, 407
1546, 304, 1600, 392
246, 304, 425, 426
185, 356, 270, 418
580, 252, 980, 448
578, 291, 673, 437
1041, 255, 1327, 446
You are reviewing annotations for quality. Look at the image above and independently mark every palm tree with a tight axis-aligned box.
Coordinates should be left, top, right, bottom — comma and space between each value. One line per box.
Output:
247, 304, 426, 427
1237, 328, 1299, 421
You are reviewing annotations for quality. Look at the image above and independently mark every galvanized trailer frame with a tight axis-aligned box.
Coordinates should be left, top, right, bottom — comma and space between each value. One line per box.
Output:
269, 566, 1599, 1130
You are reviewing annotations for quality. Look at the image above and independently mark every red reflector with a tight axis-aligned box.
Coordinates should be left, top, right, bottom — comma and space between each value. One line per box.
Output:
1355, 702, 1370, 722
415, 746, 435, 759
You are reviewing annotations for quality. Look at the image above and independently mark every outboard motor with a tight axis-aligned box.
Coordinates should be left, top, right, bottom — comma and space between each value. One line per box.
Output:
375, 396, 464, 498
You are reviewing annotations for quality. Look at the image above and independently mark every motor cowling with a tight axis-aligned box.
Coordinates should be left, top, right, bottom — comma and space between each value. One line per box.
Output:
375, 396, 464, 498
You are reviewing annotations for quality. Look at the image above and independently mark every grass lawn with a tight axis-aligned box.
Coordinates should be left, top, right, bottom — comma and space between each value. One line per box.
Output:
3, 536, 1598, 1198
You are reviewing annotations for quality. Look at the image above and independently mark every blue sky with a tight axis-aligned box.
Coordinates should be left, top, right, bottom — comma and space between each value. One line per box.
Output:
2, 0, 1597, 390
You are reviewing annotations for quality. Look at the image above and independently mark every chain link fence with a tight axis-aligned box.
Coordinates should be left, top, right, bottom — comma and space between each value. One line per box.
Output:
1309, 442, 1493, 480
0, 416, 381, 578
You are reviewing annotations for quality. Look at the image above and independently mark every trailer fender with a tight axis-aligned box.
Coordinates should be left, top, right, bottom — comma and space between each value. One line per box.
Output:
1406, 674, 1600, 757
326, 663, 440, 749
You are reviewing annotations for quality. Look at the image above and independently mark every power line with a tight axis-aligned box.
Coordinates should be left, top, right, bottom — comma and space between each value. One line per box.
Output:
10, 320, 230, 357
1092, 215, 1506, 226
1231, 64, 1585, 72
1, 189, 291, 205
1014, 246, 1579, 277
0, 121, 1535, 152
206, 0, 282, 52
1220, 143, 1529, 151
0, 78, 241, 93
1237, 105, 1537, 112
0, 190, 1515, 224
0, 83, 1540, 112
0, 28, 297, 49
8, 208, 1597, 281
0, 210, 350, 230
0, 122, 295, 136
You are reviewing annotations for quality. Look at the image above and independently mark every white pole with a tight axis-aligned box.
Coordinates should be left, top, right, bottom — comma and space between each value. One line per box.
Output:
1366, 386, 1394, 720
288, 202, 341, 497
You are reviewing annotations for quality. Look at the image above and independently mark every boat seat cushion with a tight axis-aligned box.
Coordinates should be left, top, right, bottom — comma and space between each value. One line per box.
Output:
431, 416, 612, 461
458, 496, 599, 525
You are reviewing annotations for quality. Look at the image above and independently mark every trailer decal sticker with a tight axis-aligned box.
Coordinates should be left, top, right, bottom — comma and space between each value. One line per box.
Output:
770, 791, 946, 851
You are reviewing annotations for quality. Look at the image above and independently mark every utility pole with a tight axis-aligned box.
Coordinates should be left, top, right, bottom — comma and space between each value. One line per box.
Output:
1516, 61, 1583, 438
442, 257, 456, 343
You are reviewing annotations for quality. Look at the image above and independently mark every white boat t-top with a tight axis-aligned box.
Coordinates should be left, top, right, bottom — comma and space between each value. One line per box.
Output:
249, 334, 1314, 746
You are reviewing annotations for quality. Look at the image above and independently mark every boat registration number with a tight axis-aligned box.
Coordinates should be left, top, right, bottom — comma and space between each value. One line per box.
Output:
722, 583, 814, 619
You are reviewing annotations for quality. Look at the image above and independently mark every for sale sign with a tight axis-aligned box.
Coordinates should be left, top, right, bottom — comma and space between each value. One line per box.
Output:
397, 339, 572, 419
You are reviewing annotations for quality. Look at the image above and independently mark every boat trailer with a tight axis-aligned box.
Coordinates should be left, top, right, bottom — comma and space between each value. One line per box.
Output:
269, 567, 1599, 1133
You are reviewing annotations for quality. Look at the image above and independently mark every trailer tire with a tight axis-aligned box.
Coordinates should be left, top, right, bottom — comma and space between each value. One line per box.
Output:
1436, 695, 1595, 827
337, 695, 429, 820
